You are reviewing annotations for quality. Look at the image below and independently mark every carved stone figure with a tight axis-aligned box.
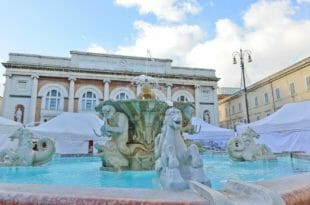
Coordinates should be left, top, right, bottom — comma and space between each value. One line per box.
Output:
174, 102, 200, 134
227, 128, 276, 161
15, 108, 23, 123
155, 107, 210, 190
0, 128, 55, 166
203, 109, 211, 124
95, 104, 149, 170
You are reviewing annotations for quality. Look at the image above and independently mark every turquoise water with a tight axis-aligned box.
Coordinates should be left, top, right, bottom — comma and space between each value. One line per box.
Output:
0, 154, 309, 190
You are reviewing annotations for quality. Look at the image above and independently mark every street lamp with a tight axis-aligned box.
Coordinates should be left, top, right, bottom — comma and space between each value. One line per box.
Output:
233, 49, 252, 123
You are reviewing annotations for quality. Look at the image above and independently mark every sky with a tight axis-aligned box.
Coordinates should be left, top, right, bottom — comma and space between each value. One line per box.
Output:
0, 0, 309, 96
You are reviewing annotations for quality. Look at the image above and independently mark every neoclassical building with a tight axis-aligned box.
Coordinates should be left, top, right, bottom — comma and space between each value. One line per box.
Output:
1, 51, 219, 125
219, 56, 310, 128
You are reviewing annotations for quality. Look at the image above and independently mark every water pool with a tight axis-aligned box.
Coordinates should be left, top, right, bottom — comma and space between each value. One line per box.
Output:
0, 154, 309, 190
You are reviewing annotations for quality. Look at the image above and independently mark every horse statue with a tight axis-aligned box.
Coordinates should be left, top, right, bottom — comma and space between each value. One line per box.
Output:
155, 107, 210, 190
0, 128, 55, 166
227, 128, 276, 161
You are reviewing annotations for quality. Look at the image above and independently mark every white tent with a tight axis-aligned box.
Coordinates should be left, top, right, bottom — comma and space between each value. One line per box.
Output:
30, 112, 106, 154
237, 100, 310, 153
0, 116, 23, 150
184, 117, 234, 151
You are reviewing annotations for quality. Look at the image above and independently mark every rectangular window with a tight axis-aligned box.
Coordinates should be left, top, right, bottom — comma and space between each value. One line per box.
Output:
225, 108, 228, 117
254, 96, 259, 107
256, 115, 260, 120
264, 93, 269, 104
238, 103, 242, 112
232, 105, 235, 114
306, 76, 310, 91
50, 99, 57, 110
289, 82, 296, 96
275, 88, 281, 99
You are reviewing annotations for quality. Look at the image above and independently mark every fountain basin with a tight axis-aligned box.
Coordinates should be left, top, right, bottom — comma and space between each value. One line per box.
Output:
0, 154, 309, 190
0, 153, 309, 204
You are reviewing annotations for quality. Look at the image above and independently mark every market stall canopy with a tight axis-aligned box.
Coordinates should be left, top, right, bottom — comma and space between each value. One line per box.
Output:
0, 116, 23, 150
184, 117, 234, 151
237, 100, 310, 153
30, 112, 106, 154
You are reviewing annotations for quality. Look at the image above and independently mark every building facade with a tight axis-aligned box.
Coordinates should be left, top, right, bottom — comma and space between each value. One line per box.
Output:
1, 51, 219, 125
219, 57, 310, 128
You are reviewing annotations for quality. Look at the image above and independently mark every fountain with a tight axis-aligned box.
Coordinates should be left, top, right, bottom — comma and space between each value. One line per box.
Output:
0, 128, 55, 166
94, 75, 210, 189
227, 128, 276, 161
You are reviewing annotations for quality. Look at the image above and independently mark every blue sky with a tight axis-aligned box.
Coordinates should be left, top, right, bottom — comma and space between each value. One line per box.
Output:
0, 0, 310, 95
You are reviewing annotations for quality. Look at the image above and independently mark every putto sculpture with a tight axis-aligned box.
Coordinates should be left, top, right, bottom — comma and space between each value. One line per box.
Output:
227, 128, 276, 161
155, 108, 210, 190
0, 128, 55, 166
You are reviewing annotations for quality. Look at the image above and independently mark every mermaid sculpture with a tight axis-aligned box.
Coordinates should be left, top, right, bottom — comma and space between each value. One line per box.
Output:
227, 128, 276, 161
0, 128, 55, 166
155, 107, 210, 190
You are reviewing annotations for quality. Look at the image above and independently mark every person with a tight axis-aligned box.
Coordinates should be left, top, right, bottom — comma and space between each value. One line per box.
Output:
203, 110, 211, 124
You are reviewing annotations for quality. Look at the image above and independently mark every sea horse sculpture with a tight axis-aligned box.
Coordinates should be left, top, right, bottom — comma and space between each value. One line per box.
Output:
155, 107, 210, 190
0, 128, 55, 166
227, 128, 276, 161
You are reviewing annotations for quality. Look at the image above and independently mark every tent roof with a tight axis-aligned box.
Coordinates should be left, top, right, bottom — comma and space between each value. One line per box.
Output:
30, 112, 104, 137
185, 117, 234, 140
237, 100, 310, 133
191, 117, 233, 133
0, 116, 23, 127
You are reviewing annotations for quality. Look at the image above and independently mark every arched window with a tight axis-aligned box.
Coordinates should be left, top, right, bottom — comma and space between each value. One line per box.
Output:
172, 90, 194, 103
45, 89, 61, 110
116, 92, 129, 100
176, 95, 189, 102
81, 91, 97, 111
110, 87, 135, 100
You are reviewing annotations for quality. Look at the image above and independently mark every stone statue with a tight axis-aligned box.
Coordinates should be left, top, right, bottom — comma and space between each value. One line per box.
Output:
0, 128, 55, 166
95, 104, 149, 170
227, 128, 276, 161
173, 102, 200, 134
15, 108, 22, 123
155, 107, 210, 190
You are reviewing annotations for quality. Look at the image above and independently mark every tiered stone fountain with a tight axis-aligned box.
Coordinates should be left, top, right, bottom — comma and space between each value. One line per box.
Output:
94, 75, 210, 190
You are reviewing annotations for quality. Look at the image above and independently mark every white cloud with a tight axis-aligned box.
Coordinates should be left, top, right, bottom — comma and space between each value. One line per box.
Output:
116, 21, 205, 63
297, 0, 310, 4
86, 43, 107, 53
91, 0, 310, 88
115, 0, 201, 22
186, 0, 310, 87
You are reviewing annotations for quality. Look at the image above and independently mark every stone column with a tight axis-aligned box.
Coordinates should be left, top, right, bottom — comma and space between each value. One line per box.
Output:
103, 79, 110, 101
68, 77, 76, 112
2, 73, 12, 118
194, 84, 200, 117
29, 74, 39, 123
213, 86, 219, 125
166, 83, 172, 101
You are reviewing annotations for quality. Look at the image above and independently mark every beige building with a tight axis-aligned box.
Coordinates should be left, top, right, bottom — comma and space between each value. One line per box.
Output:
1, 51, 220, 125
219, 57, 310, 128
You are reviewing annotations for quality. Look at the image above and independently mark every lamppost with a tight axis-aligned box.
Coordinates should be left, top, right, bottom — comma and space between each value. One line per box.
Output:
233, 49, 252, 123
